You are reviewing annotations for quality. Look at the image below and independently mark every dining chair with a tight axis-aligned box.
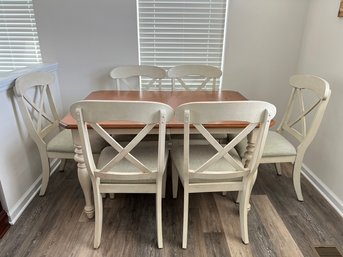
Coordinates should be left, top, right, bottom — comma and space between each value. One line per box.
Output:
234, 74, 331, 201
171, 101, 276, 248
70, 100, 174, 249
110, 65, 166, 90
14, 72, 107, 196
168, 64, 224, 144
167, 64, 222, 91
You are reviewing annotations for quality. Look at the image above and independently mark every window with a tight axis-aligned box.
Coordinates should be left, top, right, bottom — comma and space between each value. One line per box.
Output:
137, 0, 228, 88
0, 0, 42, 73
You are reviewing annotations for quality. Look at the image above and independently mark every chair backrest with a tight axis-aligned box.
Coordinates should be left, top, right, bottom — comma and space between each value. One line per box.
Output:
174, 101, 276, 179
14, 72, 60, 147
278, 74, 331, 150
70, 100, 174, 181
110, 65, 166, 91
167, 64, 222, 91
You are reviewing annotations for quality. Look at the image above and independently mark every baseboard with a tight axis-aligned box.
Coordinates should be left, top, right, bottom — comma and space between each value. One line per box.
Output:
302, 164, 343, 218
7, 159, 61, 224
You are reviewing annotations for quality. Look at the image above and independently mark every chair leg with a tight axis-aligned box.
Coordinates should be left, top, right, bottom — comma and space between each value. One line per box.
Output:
275, 163, 282, 176
182, 187, 189, 249
241, 172, 257, 211
239, 178, 253, 244
239, 190, 249, 244
156, 180, 163, 248
59, 159, 67, 172
236, 191, 241, 204
293, 156, 304, 201
172, 162, 178, 199
39, 153, 50, 196
93, 181, 103, 249
162, 170, 167, 199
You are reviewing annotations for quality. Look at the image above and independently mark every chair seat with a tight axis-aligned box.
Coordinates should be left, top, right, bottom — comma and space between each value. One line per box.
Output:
47, 129, 107, 154
263, 131, 297, 157
171, 145, 243, 183
97, 144, 168, 183
234, 131, 297, 158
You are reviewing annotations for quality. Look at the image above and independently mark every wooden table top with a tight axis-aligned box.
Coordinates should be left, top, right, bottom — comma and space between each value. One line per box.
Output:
60, 90, 266, 129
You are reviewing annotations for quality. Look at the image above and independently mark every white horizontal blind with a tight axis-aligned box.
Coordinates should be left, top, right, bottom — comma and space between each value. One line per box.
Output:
0, 0, 42, 73
137, 0, 227, 89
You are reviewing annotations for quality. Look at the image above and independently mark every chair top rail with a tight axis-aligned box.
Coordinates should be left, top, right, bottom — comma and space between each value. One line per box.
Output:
174, 101, 276, 124
110, 65, 166, 79
289, 74, 331, 100
167, 64, 222, 78
71, 100, 174, 124
14, 72, 55, 97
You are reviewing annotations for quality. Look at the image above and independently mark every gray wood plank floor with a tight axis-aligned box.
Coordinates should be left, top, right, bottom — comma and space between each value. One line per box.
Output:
1, 161, 343, 257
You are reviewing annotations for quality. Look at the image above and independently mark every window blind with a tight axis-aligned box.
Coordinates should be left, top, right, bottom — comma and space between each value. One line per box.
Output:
137, 0, 228, 88
0, 0, 42, 73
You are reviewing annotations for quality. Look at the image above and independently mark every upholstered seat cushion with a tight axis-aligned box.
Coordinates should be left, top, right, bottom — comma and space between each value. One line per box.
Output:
47, 129, 108, 154
233, 131, 297, 158
171, 145, 244, 183
96, 144, 168, 183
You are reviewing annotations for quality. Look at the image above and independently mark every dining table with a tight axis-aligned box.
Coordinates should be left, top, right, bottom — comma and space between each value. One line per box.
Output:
60, 90, 264, 219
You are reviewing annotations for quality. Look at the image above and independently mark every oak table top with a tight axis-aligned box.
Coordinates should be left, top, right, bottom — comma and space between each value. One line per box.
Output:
60, 90, 253, 129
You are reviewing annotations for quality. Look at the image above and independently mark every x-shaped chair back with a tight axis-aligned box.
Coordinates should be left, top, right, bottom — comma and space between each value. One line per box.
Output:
110, 65, 166, 91
278, 74, 331, 148
168, 64, 222, 91
14, 72, 60, 145
174, 101, 276, 179
71, 100, 174, 180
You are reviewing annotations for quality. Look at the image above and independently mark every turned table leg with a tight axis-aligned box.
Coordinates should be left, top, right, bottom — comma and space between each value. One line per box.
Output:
72, 130, 94, 219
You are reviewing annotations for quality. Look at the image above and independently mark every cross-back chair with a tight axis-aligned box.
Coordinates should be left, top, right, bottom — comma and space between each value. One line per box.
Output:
167, 64, 222, 91
70, 100, 174, 249
234, 74, 331, 201
171, 101, 276, 248
14, 72, 107, 196
110, 65, 166, 90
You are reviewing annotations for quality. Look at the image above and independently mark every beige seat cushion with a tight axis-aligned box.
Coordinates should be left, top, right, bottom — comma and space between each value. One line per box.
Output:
47, 129, 108, 154
171, 145, 244, 183
233, 131, 297, 158
97, 144, 168, 184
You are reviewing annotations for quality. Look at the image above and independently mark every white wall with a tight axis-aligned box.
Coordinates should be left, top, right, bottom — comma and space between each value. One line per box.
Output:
33, 0, 139, 113
222, 0, 310, 121
297, 0, 343, 202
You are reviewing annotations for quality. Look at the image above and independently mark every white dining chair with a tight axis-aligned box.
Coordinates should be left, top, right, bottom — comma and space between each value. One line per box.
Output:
110, 65, 166, 90
70, 100, 174, 249
14, 72, 107, 196
168, 64, 224, 143
171, 101, 276, 248
234, 74, 331, 201
167, 64, 222, 91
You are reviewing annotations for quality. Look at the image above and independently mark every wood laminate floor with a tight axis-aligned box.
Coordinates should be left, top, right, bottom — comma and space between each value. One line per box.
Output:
0, 161, 342, 257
